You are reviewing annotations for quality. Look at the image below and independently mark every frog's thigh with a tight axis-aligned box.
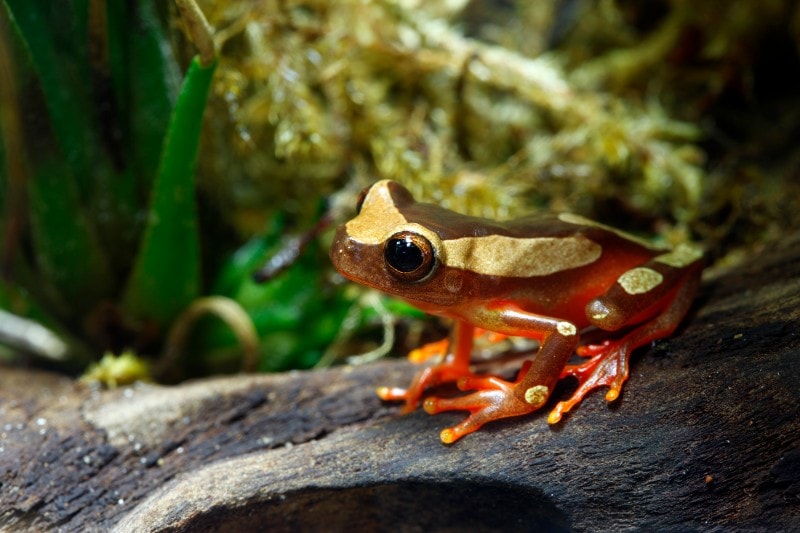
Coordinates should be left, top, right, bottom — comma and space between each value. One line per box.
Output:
586, 257, 698, 331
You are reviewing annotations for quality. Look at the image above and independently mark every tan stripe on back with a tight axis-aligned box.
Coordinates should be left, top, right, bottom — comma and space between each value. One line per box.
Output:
443, 234, 601, 277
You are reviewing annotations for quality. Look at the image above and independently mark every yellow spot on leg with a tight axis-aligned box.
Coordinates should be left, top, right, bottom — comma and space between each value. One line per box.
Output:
617, 267, 663, 295
556, 321, 577, 336
524, 385, 549, 407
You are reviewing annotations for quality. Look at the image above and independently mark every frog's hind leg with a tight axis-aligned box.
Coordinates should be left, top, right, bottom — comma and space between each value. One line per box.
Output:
407, 328, 508, 363
549, 257, 702, 424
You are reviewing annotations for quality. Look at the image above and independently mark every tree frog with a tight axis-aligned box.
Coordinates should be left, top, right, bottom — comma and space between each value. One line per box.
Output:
330, 180, 703, 443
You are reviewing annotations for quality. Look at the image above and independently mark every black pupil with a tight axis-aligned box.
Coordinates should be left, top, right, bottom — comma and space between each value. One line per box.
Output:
386, 237, 424, 272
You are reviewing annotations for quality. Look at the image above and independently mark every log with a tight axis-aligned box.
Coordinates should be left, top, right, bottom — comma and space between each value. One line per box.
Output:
1, 232, 799, 532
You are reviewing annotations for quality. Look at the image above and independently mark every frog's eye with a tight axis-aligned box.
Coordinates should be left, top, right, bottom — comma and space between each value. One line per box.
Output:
384, 231, 436, 282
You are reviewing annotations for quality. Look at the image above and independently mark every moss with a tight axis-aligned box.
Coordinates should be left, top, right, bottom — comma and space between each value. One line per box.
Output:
196, 1, 700, 233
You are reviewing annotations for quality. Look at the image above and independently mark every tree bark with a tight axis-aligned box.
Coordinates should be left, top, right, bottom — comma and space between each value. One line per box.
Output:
1, 232, 799, 532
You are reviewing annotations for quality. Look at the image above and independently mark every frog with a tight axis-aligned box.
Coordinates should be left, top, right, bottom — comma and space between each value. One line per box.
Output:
329, 180, 703, 443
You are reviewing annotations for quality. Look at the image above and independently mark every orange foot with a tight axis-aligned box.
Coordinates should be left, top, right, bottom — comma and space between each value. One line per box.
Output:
376, 363, 476, 413
547, 340, 631, 424
422, 365, 546, 444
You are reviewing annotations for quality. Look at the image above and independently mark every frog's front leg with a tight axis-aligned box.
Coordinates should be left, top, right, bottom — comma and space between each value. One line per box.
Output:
377, 321, 478, 412
423, 305, 578, 443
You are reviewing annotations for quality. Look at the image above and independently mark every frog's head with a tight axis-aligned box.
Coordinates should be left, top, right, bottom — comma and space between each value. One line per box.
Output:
329, 180, 465, 308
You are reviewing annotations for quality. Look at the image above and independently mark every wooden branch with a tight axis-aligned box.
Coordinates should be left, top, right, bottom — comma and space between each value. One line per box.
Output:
2, 232, 799, 532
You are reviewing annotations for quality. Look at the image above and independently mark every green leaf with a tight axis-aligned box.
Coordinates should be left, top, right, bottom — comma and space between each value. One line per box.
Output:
84, 0, 177, 274
2, 0, 94, 188
27, 158, 114, 309
3, 0, 134, 296
122, 56, 217, 325
212, 213, 286, 296
116, 0, 181, 190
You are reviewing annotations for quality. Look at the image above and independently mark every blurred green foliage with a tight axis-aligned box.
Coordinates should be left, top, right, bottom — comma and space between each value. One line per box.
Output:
0, 0, 356, 378
194, 213, 352, 373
